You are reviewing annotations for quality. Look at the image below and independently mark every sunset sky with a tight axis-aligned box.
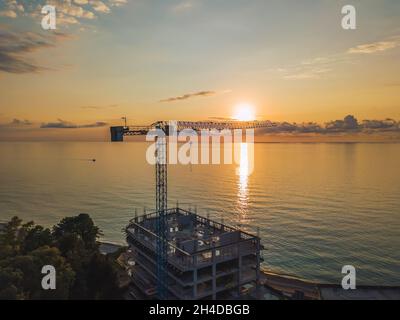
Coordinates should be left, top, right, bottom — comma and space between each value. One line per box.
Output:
0, 0, 400, 140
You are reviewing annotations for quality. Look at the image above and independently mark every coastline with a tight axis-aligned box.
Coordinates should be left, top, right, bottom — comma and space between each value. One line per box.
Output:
99, 241, 400, 300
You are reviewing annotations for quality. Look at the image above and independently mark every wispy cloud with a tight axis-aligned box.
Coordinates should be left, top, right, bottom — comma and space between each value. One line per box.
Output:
160, 90, 218, 103
40, 119, 107, 128
173, 1, 194, 13
281, 67, 332, 80
208, 116, 234, 121
348, 39, 400, 54
274, 53, 353, 80
80, 104, 119, 110
275, 35, 400, 80
0, 28, 71, 74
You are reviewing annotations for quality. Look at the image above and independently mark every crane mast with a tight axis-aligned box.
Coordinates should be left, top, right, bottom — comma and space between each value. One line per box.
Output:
154, 124, 168, 299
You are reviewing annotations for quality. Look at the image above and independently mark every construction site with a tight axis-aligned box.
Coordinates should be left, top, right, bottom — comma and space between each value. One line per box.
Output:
110, 120, 267, 300
125, 207, 261, 300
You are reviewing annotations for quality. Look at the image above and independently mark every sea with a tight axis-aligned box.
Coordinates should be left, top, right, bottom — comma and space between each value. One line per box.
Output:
0, 141, 399, 286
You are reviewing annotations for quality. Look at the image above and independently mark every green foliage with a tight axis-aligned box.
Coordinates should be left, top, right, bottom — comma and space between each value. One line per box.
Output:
53, 213, 102, 250
0, 267, 23, 299
0, 214, 122, 300
22, 226, 53, 254
86, 253, 122, 299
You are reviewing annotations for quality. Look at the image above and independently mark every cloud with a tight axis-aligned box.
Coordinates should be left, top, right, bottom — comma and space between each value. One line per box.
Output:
10, 118, 33, 126
257, 115, 400, 135
277, 65, 332, 80
2, 116, 399, 139
40, 119, 108, 128
362, 119, 399, 132
208, 117, 235, 121
325, 115, 359, 132
0, 10, 17, 18
276, 36, 400, 80
348, 40, 399, 54
1, 117, 108, 130
282, 68, 332, 80
89, 0, 110, 13
159, 90, 223, 103
80, 121, 108, 128
258, 121, 324, 134
0, 28, 70, 73
0, 118, 33, 128
173, 1, 194, 13
57, 14, 79, 25
0, 51, 43, 73
60, 3, 96, 19
275, 54, 351, 80
80, 104, 119, 109
109, 0, 127, 7
0, 0, 129, 74
0, 0, 127, 26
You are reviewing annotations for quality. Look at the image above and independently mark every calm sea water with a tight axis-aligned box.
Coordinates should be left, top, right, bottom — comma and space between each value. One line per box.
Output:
0, 142, 399, 286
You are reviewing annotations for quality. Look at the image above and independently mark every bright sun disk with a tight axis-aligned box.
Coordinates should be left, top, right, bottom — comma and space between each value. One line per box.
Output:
233, 103, 256, 121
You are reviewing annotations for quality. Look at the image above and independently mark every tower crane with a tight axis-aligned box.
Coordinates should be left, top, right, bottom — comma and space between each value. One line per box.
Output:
110, 119, 275, 299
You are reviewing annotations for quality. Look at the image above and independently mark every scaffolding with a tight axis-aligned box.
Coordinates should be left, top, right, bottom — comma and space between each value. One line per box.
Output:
125, 208, 262, 300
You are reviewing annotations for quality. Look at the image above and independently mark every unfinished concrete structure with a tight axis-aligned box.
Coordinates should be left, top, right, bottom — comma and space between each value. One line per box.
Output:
125, 207, 261, 300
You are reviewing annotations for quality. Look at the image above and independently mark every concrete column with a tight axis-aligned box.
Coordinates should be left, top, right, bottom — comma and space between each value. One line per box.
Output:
212, 246, 216, 300
238, 254, 242, 296
193, 253, 198, 299
193, 269, 198, 299
256, 238, 260, 289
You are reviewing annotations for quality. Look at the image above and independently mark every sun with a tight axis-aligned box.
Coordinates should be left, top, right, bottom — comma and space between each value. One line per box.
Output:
233, 103, 256, 121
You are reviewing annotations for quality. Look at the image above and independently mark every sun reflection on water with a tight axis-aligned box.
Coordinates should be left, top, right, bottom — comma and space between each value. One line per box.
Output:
237, 142, 250, 226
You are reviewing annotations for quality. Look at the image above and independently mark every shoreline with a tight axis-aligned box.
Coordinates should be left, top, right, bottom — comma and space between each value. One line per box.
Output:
259, 270, 400, 300
99, 241, 400, 300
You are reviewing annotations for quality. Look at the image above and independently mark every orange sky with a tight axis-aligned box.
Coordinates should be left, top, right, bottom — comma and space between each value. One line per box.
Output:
0, 1, 399, 141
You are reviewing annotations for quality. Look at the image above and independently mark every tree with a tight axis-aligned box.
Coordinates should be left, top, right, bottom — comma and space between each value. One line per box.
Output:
0, 246, 75, 299
0, 217, 46, 257
0, 216, 23, 256
0, 214, 121, 300
86, 253, 122, 299
29, 246, 75, 299
53, 213, 102, 250
0, 267, 23, 299
22, 225, 53, 254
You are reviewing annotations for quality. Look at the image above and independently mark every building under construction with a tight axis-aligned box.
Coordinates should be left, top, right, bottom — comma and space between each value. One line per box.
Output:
112, 120, 265, 299
125, 207, 262, 300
